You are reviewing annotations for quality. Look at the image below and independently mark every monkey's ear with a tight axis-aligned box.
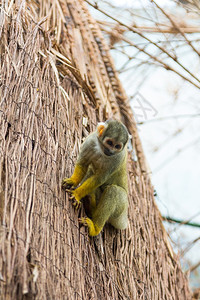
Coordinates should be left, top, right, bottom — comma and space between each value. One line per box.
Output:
97, 122, 107, 137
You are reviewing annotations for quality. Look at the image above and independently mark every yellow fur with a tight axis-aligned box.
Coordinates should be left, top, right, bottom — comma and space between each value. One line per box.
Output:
62, 164, 85, 187
79, 217, 101, 236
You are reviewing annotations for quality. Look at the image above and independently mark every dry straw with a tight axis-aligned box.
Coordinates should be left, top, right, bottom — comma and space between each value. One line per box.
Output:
0, 0, 191, 299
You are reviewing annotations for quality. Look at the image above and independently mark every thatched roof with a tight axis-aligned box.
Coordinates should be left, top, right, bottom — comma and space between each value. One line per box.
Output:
0, 0, 191, 299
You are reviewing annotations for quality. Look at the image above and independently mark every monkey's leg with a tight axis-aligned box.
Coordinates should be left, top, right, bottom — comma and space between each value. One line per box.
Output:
89, 192, 96, 211
79, 217, 100, 236
62, 164, 87, 189
79, 186, 114, 236
82, 192, 96, 218
108, 186, 128, 230
80, 185, 128, 236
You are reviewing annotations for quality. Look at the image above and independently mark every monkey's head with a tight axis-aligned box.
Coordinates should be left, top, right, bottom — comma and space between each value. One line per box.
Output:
97, 120, 129, 156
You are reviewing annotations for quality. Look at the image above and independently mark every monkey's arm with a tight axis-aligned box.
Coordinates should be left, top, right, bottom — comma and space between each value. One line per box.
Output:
71, 172, 108, 203
62, 135, 94, 189
62, 163, 87, 188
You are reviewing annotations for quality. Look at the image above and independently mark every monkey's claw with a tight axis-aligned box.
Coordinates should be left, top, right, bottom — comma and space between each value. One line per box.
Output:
67, 193, 81, 209
79, 217, 88, 226
64, 187, 81, 209
61, 177, 74, 190
72, 199, 81, 209
78, 217, 100, 236
67, 191, 74, 197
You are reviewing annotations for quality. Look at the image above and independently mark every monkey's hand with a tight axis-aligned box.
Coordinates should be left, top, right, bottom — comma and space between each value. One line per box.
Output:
67, 188, 82, 209
79, 217, 101, 236
62, 164, 87, 190
61, 177, 75, 190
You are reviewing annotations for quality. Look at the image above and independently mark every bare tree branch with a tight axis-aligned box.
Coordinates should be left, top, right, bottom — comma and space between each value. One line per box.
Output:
100, 25, 200, 89
151, 0, 200, 56
180, 236, 200, 257
163, 216, 200, 228
137, 113, 200, 124
153, 136, 200, 173
85, 0, 200, 87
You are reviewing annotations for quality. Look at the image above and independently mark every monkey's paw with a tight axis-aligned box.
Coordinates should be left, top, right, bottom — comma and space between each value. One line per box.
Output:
68, 190, 82, 209
61, 177, 75, 190
72, 198, 81, 210
78, 217, 101, 236
79, 217, 91, 227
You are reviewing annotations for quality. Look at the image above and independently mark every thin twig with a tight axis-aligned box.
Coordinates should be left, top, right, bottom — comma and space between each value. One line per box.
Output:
188, 260, 200, 273
163, 216, 200, 228
137, 113, 200, 125
85, 0, 200, 86
100, 25, 200, 89
152, 0, 200, 56
180, 236, 200, 257
153, 136, 200, 173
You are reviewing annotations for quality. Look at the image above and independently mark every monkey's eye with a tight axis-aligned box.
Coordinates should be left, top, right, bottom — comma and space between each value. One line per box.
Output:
115, 144, 122, 150
106, 140, 113, 147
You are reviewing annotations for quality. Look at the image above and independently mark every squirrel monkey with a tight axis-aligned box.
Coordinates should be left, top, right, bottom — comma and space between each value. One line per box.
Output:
62, 120, 129, 236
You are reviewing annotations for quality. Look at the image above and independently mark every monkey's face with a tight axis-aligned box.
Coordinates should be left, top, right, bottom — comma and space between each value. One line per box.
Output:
101, 137, 123, 156
97, 120, 129, 156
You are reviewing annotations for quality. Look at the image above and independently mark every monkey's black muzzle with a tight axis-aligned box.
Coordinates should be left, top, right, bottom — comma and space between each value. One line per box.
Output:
104, 148, 114, 156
